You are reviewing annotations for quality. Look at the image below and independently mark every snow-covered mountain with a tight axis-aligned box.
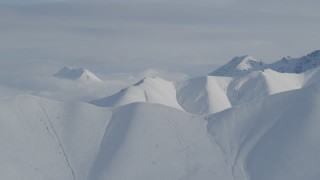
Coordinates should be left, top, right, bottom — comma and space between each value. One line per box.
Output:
0, 95, 229, 180
2, 75, 320, 180
0, 95, 111, 180
89, 102, 229, 180
54, 66, 103, 83
91, 77, 184, 111
2, 50, 320, 180
210, 55, 265, 77
207, 81, 320, 180
176, 76, 232, 114
91, 50, 319, 115
92, 66, 320, 115
211, 50, 320, 77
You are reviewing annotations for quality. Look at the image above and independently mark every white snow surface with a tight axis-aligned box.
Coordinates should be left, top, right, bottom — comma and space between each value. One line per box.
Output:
54, 66, 103, 83
2, 50, 320, 180
176, 76, 232, 114
2, 75, 320, 180
207, 81, 320, 180
91, 77, 184, 111
0, 95, 230, 180
0, 95, 111, 180
92, 66, 320, 115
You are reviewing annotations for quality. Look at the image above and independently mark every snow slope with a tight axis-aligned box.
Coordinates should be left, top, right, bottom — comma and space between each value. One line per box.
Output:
91, 77, 184, 111
208, 81, 320, 180
88, 103, 231, 180
176, 76, 232, 115
0, 95, 111, 180
2, 50, 320, 180
303, 66, 320, 86
0, 95, 232, 180
54, 66, 103, 83
93, 67, 320, 115
225, 69, 303, 105
2, 73, 320, 180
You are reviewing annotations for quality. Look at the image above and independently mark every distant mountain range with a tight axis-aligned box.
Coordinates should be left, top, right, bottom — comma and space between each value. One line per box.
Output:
92, 50, 320, 115
54, 66, 103, 83
211, 50, 320, 76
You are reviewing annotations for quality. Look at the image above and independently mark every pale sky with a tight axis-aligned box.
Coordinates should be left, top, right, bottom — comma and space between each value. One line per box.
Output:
0, 0, 319, 78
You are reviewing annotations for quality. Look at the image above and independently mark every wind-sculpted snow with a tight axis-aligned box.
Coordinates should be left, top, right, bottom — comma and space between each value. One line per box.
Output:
176, 76, 232, 115
92, 67, 320, 115
2, 82, 320, 180
207, 82, 320, 180
89, 103, 231, 180
0, 95, 232, 180
91, 77, 184, 111
225, 69, 303, 105
2, 50, 320, 180
0, 95, 112, 180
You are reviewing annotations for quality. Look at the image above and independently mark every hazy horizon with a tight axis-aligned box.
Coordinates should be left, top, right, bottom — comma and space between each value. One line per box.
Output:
1, 0, 319, 77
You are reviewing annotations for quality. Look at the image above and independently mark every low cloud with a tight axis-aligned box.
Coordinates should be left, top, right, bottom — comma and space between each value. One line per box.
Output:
0, 1, 319, 101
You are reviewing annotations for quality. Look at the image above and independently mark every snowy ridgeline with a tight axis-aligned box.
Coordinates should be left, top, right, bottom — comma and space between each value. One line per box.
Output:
92, 67, 320, 115
210, 50, 320, 76
2, 81, 320, 180
1, 50, 320, 180
91, 50, 320, 115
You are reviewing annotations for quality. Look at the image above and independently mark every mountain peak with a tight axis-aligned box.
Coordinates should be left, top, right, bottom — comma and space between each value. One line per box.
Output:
91, 76, 183, 110
210, 55, 265, 77
54, 66, 103, 82
231, 55, 262, 71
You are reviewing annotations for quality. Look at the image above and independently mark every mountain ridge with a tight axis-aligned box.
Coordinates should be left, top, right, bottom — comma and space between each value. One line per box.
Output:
210, 50, 320, 77
92, 65, 320, 115
2, 50, 320, 180
2, 79, 320, 180
54, 66, 103, 83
